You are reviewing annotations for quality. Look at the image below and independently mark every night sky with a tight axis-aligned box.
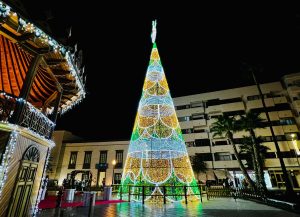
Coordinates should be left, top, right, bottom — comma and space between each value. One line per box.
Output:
11, 1, 300, 140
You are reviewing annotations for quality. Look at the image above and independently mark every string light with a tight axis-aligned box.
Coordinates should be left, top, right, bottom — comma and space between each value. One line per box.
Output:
32, 150, 51, 216
0, 2, 10, 17
121, 21, 199, 202
0, 129, 18, 198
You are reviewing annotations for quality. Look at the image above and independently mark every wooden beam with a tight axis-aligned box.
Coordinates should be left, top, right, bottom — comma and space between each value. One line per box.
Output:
51, 69, 70, 75
56, 77, 73, 84
46, 58, 66, 66
19, 32, 34, 42
0, 25, 49, 55
10, 54, 43, 124
51, 91, 63, 124
62, 85, 76, 91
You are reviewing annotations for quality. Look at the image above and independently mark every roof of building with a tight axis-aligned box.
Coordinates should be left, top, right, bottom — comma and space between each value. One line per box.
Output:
0, 0, 85, 114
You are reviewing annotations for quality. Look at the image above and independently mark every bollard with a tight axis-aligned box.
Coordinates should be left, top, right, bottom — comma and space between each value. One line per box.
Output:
59, 209, 64, 217
199, 185, 202, 203
120, 186, 122, 200
142, 186, 145, 204
163, 186, 166, 204
184, 185, 187, 204
128, 185, 131, 202
88, 193, 94, 217
207, 187, 209, 200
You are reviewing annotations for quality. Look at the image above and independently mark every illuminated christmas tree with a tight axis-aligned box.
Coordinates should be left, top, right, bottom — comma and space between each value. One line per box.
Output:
121, 20, 200, 202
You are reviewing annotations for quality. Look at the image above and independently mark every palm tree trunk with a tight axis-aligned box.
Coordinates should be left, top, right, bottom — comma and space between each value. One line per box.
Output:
250, 129, 267, 195
228, 133, 256, 189
250, 146, 259, 187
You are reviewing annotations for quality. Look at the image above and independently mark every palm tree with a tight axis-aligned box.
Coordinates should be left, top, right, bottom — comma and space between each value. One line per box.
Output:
210, 115, 255, 189
239, 136, 269, 191
238, 111, 268, 195
190, 154, 207, 181
239, 137, 256, 171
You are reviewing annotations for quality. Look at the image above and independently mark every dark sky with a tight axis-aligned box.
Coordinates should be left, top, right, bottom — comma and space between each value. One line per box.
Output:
12, 1, 300, 140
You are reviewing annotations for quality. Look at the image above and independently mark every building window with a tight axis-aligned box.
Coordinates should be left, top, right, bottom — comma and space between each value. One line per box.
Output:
192, 113, 206, 120
182, 128, 193, 134
191, 102, 204, 108
232, 138, 244, 144
275, 135, 285, 141
115, 150, 123, 168
83, 151, 92, 169
176, 105, 190, 110
206, 99, 220, 107
186, 141, 195, 147
275, 103, 290, 110
214, 140, 228, 146
195, 139, 210, 147
210, 114, 222, 119
220, 97, 242, 104
68, 152, 78, 169
195, 153, 213, 161
265, 152, 276, 158
223, 110, 245, 117
247, 95, 260, 101
215, 152, 231, 161
99, 151, 107, 163
285, 133, 300, 141
279, 118, 295, 125
280, 151, 294, 158
178, 116, 190, 122
114, 173, 122, 184
193, 128, 206, 133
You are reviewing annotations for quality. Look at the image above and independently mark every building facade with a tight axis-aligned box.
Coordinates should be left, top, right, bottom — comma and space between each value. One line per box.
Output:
52, 73, 300, 189
50, 131, 128, 187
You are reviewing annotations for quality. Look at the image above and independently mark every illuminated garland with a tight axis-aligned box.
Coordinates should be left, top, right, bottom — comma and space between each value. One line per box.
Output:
121, 21, 200, 202
32, 149, 51, 216
0, 129, 17, 197
0, 1, 86, 114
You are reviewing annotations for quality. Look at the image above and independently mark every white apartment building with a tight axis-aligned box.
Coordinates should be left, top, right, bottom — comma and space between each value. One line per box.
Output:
50, 73, 300, 189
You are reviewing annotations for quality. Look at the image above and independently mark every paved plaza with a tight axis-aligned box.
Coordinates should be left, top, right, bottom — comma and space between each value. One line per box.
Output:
37, 198, 300, 217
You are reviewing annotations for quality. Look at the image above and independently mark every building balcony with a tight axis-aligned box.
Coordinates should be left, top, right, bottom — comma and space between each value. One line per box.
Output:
288, 86, 300, 92
213, 160, 240, 169
0, 92, 55, 138
265, 158, 300, 167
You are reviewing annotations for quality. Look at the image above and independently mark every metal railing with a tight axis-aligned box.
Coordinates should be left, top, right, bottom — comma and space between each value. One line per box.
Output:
207, 186, 263, 201
0, 91, 54, 138
19, 102, 55, 138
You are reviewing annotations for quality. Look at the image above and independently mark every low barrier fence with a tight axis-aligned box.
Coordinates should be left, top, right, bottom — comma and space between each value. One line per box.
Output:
111, 184, 206, 204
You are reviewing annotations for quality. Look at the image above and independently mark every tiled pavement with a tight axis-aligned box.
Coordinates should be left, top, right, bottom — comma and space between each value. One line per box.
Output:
37, 198, 300, 217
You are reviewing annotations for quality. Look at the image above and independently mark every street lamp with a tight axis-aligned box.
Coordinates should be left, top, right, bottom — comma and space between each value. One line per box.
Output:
112, 160, 116, 185
290, 134, 300, 166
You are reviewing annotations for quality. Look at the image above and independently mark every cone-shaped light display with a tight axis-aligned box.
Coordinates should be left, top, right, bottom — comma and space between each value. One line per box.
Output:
121, 20, 200, 202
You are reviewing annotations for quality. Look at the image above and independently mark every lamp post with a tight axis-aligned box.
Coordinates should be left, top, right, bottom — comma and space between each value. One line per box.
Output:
112, 160, 116, 185
291, 134, 300, 166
